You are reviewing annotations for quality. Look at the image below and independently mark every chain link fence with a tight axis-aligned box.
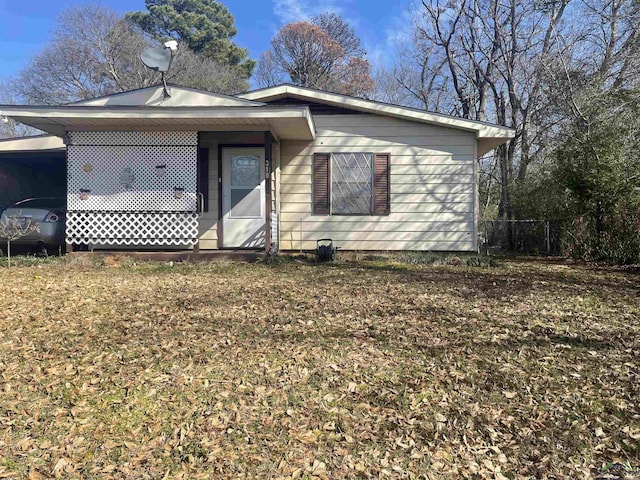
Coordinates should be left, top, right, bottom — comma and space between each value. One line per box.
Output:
479, 220, 561, 255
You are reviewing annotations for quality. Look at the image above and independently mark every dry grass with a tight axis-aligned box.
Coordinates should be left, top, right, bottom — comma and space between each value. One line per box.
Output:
0, 256, 638, 479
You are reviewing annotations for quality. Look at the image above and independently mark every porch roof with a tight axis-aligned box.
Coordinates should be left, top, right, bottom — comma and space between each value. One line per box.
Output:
0, 134, 65, 153
0, 105, 316, 141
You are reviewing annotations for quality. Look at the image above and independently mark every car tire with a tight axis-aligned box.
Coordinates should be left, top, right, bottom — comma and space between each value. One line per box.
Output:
36, 242, 49, 258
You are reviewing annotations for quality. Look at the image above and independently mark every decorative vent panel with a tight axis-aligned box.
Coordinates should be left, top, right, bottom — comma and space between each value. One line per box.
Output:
68, 145, 197, 212
66, 131, 199, 247
66, 212, 198, 246
70, 131, 197, 146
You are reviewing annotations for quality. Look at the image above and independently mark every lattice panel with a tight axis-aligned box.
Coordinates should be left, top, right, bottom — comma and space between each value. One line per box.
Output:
68, 145, 197, 212
66, 131, 198, 247
331, 153, 373, 214
70, 131, 197, 146
66, 212, 198, 246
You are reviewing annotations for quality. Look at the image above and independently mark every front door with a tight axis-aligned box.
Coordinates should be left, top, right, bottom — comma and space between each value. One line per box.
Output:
221, 147, 265, 248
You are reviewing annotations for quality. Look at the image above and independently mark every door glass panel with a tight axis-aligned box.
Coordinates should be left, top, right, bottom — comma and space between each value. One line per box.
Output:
230, 188, 261, 217
231, 155, 260, 187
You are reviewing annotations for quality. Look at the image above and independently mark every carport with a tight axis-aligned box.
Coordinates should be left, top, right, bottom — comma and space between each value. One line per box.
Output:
0, 135, 66, 208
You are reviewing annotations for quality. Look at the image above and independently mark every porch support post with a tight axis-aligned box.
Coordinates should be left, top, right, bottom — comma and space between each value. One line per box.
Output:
264, 131, 272, 254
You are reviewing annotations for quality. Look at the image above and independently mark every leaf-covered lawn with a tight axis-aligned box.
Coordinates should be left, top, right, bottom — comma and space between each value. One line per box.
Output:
0, 256, 638, 479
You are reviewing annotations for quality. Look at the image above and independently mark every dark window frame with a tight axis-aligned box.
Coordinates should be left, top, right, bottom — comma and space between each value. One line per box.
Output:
313, 152, 390, 217
197, 147, 209, 213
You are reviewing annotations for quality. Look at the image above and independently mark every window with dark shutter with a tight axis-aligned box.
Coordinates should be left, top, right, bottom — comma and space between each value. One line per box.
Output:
373, 153, 390, 215
313, 152, 390, 216
313, 153, 330, 214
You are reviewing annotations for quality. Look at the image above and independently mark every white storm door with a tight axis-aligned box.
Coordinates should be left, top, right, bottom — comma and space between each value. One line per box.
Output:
222, 148, 266, 248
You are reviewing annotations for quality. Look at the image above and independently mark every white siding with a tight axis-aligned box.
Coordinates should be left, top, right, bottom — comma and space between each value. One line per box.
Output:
279, 114, 477, 251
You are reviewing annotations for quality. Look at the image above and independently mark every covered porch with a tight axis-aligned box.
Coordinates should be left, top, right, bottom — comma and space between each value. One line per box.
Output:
0, 88, 315, 253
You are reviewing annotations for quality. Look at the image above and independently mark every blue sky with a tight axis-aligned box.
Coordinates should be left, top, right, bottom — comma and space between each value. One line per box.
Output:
0, 0, 411, 84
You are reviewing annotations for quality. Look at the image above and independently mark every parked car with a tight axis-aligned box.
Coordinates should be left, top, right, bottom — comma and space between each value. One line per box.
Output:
0, 197, 66, 256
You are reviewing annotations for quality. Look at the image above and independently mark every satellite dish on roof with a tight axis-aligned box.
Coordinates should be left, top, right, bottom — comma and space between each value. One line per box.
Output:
141, 47, 172, 72
140, 41, 178, 98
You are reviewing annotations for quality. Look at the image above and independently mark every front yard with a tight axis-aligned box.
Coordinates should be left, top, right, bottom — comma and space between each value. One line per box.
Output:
0, 256, 638, 479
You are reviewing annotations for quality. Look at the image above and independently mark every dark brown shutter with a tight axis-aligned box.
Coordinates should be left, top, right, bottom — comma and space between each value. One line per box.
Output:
313, 153, 330, 214
373, 153, 390, 215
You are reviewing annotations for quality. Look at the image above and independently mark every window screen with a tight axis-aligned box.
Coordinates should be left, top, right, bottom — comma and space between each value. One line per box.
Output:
229, 155, 262, 218
331, 153, 373, 214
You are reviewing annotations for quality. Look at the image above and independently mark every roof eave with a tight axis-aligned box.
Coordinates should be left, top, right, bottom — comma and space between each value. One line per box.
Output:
239, 85, 515, 141
0, 105, 316, 141
0, 134, 66, 153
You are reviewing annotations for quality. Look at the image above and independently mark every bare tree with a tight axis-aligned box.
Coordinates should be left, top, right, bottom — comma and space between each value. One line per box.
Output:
9, 3, 249, 106
0, 82, 40, 138
575, 0, 640, 90
535, 0, 640, 242
311, 12, 365, 57
372, 66, 419, 106
0, 213, 39, 267
255, 51, 287, 90
12, 5, 152, 104
270, 22, 344, 88
392, 0, 573, 221
391, 0, 640, 224
256, 13, 374, 97
167, 43, 250, 94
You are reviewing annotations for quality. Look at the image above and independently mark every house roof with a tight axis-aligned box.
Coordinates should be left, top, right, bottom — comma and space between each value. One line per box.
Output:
239, 84, 515, 156
0, 83, 514, 155
69, 84, 265, 107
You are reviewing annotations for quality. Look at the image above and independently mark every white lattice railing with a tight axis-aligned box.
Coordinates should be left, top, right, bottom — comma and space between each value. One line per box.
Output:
67, 144, 197, 212
66, 131, 199, 247
66, 212, 198, 246
70, 131, 197, 146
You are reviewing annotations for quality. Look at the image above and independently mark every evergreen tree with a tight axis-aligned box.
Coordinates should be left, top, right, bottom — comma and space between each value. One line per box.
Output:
127, 0, 254, 77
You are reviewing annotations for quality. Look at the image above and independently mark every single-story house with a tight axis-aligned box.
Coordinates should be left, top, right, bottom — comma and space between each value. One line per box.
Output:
0, 84, 514, 253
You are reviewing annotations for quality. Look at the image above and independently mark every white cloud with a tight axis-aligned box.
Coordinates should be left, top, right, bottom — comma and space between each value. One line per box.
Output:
271, 0, 346, 24
272, 0, 309, 23
364, 4, 416, 69
385, 7, 415, 46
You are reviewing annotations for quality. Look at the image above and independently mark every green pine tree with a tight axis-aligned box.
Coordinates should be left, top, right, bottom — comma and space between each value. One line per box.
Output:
127, 0, 255, 77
